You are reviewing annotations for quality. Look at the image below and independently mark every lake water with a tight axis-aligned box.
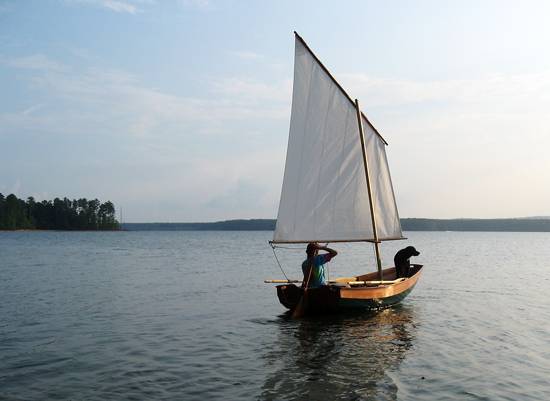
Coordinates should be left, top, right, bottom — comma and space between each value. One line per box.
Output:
1, 231, 549, 400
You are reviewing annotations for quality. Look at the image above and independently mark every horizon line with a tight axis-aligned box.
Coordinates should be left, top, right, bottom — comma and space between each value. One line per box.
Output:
121, 216, 550, 224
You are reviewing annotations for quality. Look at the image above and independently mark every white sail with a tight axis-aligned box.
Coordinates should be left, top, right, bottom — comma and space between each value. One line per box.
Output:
272, 35, 402, 243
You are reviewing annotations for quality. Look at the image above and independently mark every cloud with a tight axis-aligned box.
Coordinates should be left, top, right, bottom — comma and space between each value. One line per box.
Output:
211, 77, 291, 102
180, 150, 283, 220
0, 54, 67, 72
205, 179, 266, 211
97, 146, 284, 221
8, 48, 549, 220
64, 0, 144, 14
102, 0, 138, 13
0, 52, 289, 220
229, 51, 264, 61
340, 72, 550, 110
335, 71, 550, 219
21, 104, 44, 115
0, 52, 291, 142
180, 0, 210, 10
0, 179, 22, 197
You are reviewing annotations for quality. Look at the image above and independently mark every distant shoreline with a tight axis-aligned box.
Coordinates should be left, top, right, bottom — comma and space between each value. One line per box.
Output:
4, 218, 550, 233
0, 229, 122, 232
120, 218, 550, 232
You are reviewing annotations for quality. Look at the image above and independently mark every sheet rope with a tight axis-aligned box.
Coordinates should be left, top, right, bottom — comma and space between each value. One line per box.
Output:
270, 243, 290, 281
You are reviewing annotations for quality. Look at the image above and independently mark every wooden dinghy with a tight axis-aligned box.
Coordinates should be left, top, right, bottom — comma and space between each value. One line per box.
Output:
266, 33, 424, 316
273, 265, 423, 313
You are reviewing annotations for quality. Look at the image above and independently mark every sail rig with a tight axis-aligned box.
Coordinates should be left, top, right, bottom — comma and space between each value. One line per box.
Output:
272, 32, 403, 245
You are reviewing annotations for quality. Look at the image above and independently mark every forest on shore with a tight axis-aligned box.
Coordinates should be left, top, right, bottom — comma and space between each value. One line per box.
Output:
0, 193, 119, 230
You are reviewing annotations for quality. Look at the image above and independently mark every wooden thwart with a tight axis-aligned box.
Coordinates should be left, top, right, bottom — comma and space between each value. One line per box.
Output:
346, 278, 406, 286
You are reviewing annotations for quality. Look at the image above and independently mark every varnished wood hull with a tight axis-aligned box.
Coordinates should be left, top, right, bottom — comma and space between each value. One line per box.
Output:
276, 264, 423, 314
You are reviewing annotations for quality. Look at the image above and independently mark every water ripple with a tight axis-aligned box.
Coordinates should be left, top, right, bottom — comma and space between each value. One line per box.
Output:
1, 231, 550, 400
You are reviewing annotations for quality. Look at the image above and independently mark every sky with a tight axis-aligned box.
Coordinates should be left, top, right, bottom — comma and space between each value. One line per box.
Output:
1, 0, 550, 222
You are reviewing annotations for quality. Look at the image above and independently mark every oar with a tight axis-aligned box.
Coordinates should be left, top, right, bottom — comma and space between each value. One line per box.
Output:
292, 259, 314, 318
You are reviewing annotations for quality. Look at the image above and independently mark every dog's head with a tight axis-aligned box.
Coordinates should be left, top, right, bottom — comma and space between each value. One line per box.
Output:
405, 246, 420, 257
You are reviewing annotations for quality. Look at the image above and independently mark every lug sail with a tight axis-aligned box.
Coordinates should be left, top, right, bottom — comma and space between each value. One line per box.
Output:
272, 34, 402, 243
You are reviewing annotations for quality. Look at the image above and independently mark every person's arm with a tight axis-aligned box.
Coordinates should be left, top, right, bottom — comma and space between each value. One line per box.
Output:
318, 246, 337, 262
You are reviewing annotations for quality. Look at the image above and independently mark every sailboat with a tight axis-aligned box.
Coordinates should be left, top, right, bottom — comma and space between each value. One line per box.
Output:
266, 32, 423, 314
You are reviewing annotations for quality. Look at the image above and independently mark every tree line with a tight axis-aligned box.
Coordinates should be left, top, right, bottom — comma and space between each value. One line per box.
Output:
0, 193, 120, 230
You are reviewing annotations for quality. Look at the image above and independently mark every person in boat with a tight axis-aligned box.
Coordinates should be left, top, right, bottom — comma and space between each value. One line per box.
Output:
302, 242, 338, 288
394, 246, 420, 279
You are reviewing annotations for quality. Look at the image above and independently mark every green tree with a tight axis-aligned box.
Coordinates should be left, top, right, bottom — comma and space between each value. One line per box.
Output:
0, 193, 118, 230
0, 193, 5, 229
87, 199, 100, 229
4, 194, 19, 229
99, 201, 118, 229
26, 196, 36, 227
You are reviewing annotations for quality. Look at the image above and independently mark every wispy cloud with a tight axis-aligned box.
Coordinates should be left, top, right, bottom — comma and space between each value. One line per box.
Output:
102, 0, 138, 13
6, 51, 550, 147
0, 179, 22, 197
340, 72, 550, 109
0, 52, 290, 140
0, 54, 67, 72
64, 0, 143, 14
180, 0, 211, 10
211, 77, 291, 102
21, 104, 44, 116
229, 51, 264, 61
0, 48, 292, 220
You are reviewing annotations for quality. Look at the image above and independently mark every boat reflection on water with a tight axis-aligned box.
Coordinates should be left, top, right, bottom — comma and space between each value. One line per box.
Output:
260, 305, 418, 400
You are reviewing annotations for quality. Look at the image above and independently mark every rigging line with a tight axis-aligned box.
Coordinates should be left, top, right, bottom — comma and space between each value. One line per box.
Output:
270, 244, 290, 281
271, 244, 304, 250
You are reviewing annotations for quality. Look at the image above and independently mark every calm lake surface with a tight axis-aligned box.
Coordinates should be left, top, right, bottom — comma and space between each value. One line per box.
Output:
1, 231, 549, 400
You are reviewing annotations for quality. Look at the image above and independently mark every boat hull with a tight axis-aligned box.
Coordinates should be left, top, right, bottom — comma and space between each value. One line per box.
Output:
276, 264, 423, 314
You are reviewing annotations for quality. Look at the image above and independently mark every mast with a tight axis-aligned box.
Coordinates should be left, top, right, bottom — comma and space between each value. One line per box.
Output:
355, 99, 383, 280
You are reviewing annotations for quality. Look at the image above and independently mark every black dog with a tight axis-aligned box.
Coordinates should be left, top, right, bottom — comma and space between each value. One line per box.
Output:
394, 246, 420, 278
